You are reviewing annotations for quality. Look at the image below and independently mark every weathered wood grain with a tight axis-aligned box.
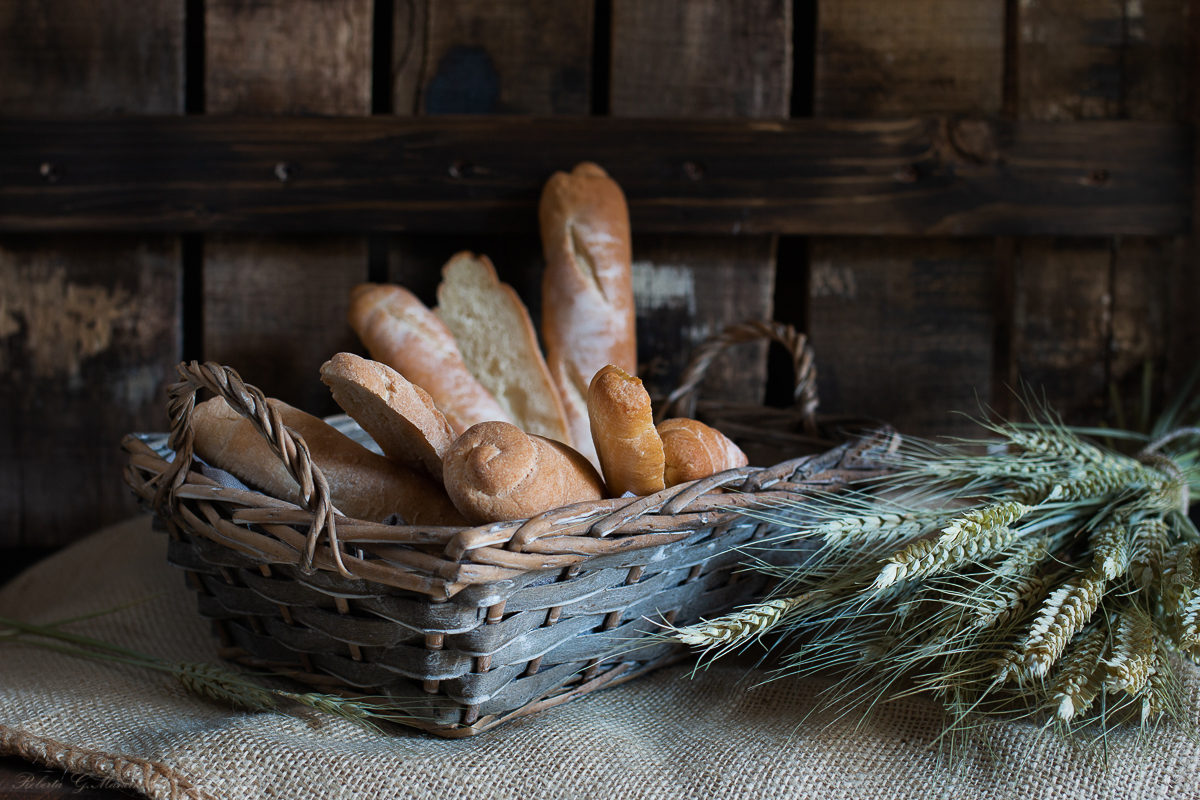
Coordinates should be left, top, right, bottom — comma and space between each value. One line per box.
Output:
815, 0, 1004, 118
1010, 238, 1112, 422
1110, 236, 1172, 427
394, 0, 593, 115
203, 236, 367, 415
0, 0, 184, 114
610, 0, 789, 406
0, 0, 184, 547
0, 116, 1187, 236
808, 238, 996, 433
809, 0, 1004, 436
630, 235, 777, 404
1015, 0, 1190, 426
0, 236, 180, 546
610, 0, 791, 118
205, 0, 372, 115
202, 0, 373, 416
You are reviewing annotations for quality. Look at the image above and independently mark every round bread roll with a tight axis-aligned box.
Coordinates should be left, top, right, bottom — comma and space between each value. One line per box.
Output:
443, 421, 607, 524
657, 418, 748, 487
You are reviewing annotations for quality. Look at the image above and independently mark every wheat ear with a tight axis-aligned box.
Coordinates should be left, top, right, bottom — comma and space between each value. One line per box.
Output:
1047, 626, 1108, 722
1103, 610, 1158, 696
1019, 576, 1106, 679
873, 502, 1029, 591
673, 594, 816, 649
1129, 516, 1170, 588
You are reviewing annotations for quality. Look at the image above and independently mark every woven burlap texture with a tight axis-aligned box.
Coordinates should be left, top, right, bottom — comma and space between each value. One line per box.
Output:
1, 516, 1198, 800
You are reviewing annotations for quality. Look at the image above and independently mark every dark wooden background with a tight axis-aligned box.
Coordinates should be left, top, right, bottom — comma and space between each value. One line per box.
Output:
1, 0, 1197, 555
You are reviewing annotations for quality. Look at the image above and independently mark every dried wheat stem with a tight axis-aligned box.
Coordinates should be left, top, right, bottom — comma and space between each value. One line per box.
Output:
816, 510, 942, 547
1048, 626, 1108, 721
1019, 576, 1106, 678
173, 661, 278, 711
873, 502, 1029, 591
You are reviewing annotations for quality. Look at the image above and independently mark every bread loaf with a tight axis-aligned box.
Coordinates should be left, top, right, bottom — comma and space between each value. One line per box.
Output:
435, 251, 571, 445
588, 364, 665, 497
657, 418, 748, 487
539, 162, 636, 468
346, 282, 513, 435
442, 421, 607, 524
319, 352, 455, 481
192, 396, 466, 526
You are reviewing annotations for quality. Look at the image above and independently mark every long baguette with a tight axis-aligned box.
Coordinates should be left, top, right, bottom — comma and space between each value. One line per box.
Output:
540, 162, 637, 468
192, 396, 465, 526
443, 421, 607, 524
347, 282, 513, 435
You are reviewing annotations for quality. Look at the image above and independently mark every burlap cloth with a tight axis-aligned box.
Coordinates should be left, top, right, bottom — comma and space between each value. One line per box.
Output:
1, 516, 1198, 800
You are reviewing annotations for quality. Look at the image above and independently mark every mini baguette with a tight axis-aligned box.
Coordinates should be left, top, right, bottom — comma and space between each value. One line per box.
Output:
588, 364, 665, 497
657, 418, 748, 488
435, 251, 571, 445
443, 421, 607, 524
540, 162, 637, 468
346, 282, 513, 435
192, 396, 466, 526
319, 352, 455, 482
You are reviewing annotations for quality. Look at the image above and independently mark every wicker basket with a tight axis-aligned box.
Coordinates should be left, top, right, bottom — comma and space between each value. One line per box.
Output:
121, 358, 894, 738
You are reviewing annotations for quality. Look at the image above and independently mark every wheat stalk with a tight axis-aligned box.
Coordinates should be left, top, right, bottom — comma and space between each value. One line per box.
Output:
673, 593, 817, 650
1129, 516, 1170, 588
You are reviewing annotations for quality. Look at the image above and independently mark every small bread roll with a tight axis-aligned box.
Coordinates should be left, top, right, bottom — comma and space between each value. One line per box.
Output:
347, 282, 513, 435
192, 396, 465, 526
588, 364, 665, 497
443, 421, 607, 524
657, 418, 749, 487
320, 352, 455, 482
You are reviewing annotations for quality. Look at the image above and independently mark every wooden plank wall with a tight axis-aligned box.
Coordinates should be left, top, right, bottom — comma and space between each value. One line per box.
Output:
809, 0, 1004, 435
809, 0, 1191, 432
202, 0, 372, 416
0, 1, 184, 546
1010, 0, 1189, 425
611, 0, 789, 403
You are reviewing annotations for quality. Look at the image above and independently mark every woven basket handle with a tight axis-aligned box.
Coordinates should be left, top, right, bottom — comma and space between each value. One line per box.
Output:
157, 361, 344, 577
656, 320, 818, 434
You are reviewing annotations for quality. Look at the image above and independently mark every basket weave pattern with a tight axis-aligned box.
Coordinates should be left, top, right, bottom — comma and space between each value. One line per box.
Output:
122, 361, 893, 736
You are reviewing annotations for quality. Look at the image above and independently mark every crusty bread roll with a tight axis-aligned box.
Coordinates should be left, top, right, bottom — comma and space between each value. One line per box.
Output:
192, 396, 466, 526
443, 421, 607, 524
539, 162, 636, 468
435, 251, 571, 445
588, 364, 665, 497
346, 282, 513, 435
319, 352, 455, 482
657, 418, 748, 488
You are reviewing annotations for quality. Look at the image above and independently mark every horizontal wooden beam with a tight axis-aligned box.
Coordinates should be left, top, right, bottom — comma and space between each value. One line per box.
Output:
0, 117, 1190, 235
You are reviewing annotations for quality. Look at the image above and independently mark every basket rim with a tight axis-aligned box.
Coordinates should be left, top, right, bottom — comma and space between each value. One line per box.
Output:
122, 426, 897, 600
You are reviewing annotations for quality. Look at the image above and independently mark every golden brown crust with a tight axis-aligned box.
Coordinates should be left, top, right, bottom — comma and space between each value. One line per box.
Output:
192, 396, 466, 526
320, 352, 455, 482
539, 162, 636, 468
657, 418, 748, 488
346, 282, 512, 435
587, 365, 665, 497
442, 421, 607, 524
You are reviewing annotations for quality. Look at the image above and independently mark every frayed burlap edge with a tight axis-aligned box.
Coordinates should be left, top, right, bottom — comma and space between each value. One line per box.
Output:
0, 724, 215, 800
